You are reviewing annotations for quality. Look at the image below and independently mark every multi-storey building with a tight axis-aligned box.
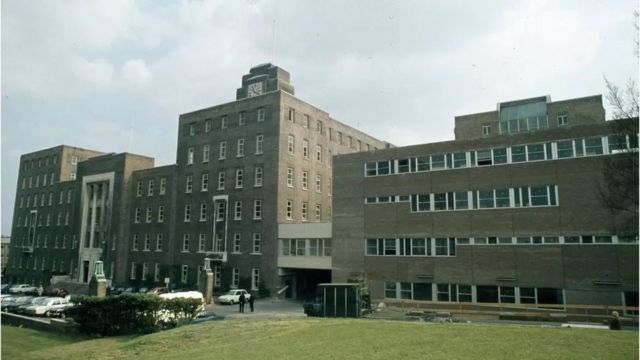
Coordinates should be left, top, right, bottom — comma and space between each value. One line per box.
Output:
6, 64, 388, 298
332, 95, 639, 309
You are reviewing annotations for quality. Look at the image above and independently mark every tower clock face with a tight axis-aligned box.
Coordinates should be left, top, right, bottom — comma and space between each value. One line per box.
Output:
247, 82, 263, 97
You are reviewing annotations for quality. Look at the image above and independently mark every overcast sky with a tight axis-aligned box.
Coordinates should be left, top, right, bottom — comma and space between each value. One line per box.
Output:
2, 0, 638, 234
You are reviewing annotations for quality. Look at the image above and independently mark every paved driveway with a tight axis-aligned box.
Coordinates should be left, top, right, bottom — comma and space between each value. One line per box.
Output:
205, 298, 305, 319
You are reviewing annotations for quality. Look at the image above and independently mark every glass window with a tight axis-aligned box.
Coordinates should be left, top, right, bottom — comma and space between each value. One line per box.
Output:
557, 140, 574, 158
416, 195, 430, 212
495, 188, 510, 208
500, 287, 516, 303
453, 191, 468, 210
435, 238, 449, 256
411, 238, 426, 255
457, 285, 472, 302
377, 161, 390, 175
530, 186, 549, 206
433, 193, 447, 210
511, 146, 526, 162
527, 144, 545, 161
366, 239, 378, 255
397, 159, 411, 173
437, 284, 450, 301
493, 148, 508, 164
478, 190, 494, 208
477, 285, 499, 303
477, 149, 492, 166
584, 137, 603, 155
416, 156, 430, 171
453, 152, 467, 168
413, 283, 432, 301
384, 238, 396, 255
431, 154, 445, 169
608, 134, 627, 153
564, 236, 580, 244
385, 281, 397, 299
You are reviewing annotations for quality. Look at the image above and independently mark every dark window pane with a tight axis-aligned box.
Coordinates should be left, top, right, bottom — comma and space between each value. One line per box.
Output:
477, 285, 499, 303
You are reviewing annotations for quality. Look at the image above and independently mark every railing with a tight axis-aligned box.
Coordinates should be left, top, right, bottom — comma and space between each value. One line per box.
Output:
375, 299, 639, 323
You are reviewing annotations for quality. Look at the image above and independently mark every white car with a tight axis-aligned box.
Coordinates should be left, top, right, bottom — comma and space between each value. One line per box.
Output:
216, 289, 251, 305
9, 284, 37, 294
22, 297, 70, 316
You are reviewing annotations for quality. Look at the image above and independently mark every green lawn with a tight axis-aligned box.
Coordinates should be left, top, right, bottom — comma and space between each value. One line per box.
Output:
2, 318, 638, 360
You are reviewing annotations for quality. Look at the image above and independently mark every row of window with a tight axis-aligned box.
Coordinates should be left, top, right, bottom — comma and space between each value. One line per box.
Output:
10, 253, 72, 275
135, 178, 167, 197
16, 233, 76, 250
184, 166, 263, 193
384, 281, 565, 305
284, 200, 329, 222
16, 211, 72, 228
365, 235, 637, 257
285, 167, 331, 194
22, 154, 60, 171
133, 206, 166, 224
185, 108, 267, 137
180, 200, 264, 223
185, 135, 265, 165
366, 185, 558, 211
21, 172, 58, 189
173, 232, 262, 254
365, 134, 639, 177
279, 238, 332, 257
19, 189, 73, 208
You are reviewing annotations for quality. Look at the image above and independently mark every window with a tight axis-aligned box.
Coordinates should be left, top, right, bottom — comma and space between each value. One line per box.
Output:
154, 263, 160, 282
159, 178, 166, 195
253, 200, 262, 219
315, 204, 321, 222
187, 147, 194, 165
71, 156, 78, 165
156, 206, 165, 223
557, 140, 574, 158
199, 234, 206, 252
215, 202, 226, 221
182, 234, 190, 252
286, 200, 293, 220
482, 125, 491, 136
130, 263, 137, 280
302, 171, 309, 190
201, 173, 209, 191
146, 207, 152, 223
453, 152, 467, 168
557, 112, 568, 126
184, 205, 191, 222
144, 234, 151, 251
233, 233, 241, 253
217, 171, 226, 190
431, 154, 445, 169
252, 268, 260, 291
288, 108, 295, 122
495, 188, 510, 207
237, 138, 245, 157
185, 175, 193, 193
238, 112, 246, 126
219, 141, 227, 159
287, 135, 295, 155
316, 120, 323, 133
410, 194, 431, 212
435, 238, 455, 256
147, 180, 154, 196
527, 144, 545, 161
316, 145, 322, 162
338, 131, 343, 144
203, 144, 210, 163
136, 181, 143, 197
257, 108, 265, 122
189, 123, 195, 136
199, 203, 207, 221
252, 233, 261, 253
287, 168, 294, 187
365, 160, 394, 176
254, 167, 263, 187
511, 145, 526, 162
234, 201, 242, 220
255, 135, 264, 154
132, 234, 139, 251
303, 114, 310, 128
301, 202, 308, 221
303, 139, 309, 159
315, 175, 322, 193
205, 119, 212, 132
585, 137, 603, 155
181, 265, 188, 284
134, 208, 141, 223
235, 168, 244, 188
156, 234, 163, 251
232, 268, 240, 288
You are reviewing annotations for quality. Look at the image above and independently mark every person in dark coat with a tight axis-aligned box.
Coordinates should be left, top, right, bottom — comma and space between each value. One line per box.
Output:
609, 311, 622, 330
239, 292, 246, 313
249, 293, 255, 312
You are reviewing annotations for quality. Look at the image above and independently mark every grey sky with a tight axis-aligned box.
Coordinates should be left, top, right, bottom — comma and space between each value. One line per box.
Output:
2, 0, 638, 234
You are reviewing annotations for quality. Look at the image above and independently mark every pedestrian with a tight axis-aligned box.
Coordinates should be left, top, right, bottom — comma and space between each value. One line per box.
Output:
609, 311, 622, 330
239, 292, 246, 313
37, 285, 43, 296
249, 293, 255, 312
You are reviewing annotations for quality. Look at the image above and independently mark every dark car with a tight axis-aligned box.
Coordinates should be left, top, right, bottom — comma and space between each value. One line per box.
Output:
2, 296, 35, 313
191, 310, 225, 324
0, 284, 12, 294
45, 302, 76, 319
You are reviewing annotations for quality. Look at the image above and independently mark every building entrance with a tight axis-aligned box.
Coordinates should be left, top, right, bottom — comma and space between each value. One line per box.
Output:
291, 269, 331, 300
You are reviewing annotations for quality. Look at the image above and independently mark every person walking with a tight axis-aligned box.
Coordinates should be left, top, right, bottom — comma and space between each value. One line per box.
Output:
249, 293, 255, 312
609, 311, 622, 330
239, 292, 246, 313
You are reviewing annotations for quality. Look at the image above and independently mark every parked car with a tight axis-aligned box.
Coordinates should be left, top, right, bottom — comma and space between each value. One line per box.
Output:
215, 289, 251, 305
9, 284, 37, 294
45, 302, 76, 318
1, 296, 34, 312
22, 297, 71, 316
191, 310, 225, 323
147, 287, 168, 296
0, 284, 12, 293
160, 290, 205, 305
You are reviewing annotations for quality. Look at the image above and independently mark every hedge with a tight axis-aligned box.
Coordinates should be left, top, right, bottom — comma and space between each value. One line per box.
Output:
70, 293, 203, 336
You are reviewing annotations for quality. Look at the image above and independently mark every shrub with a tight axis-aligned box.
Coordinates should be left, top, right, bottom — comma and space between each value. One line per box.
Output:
71, 293, 202, 336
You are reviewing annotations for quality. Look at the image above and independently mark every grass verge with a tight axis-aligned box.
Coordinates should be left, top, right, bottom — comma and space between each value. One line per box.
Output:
2, 318, 638, 360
